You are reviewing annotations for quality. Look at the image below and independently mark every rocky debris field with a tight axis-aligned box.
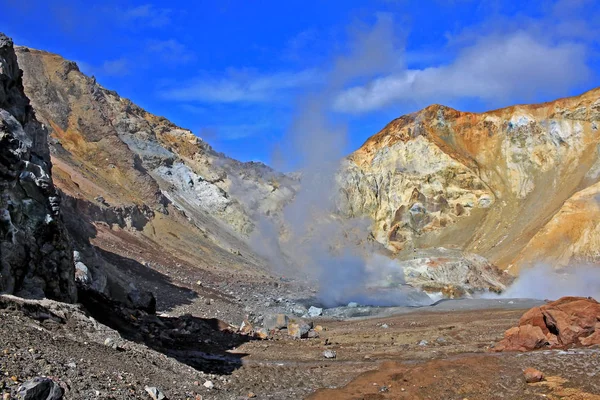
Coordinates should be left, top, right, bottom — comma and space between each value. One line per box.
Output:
2, 291, 600, 400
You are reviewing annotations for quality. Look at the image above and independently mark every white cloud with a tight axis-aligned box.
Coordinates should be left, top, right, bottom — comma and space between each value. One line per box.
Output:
334, 32, 591, 113
160, 68, 319, 103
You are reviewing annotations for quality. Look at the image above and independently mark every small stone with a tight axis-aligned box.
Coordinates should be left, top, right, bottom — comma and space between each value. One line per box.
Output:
248, 393, 257, 398
418, 340, 428, 346
381, 324, 389, 329
307, 329, 319, 338
204, 298, 213, 305
322, 350, 337, 359
347, 302, 359, 308
67, 362, 76, 368
103, 338, 120, 350
314, 325, 324, 332
203, 381, 214, 389
17, 377, 63, 400
144, 386, 166, 400
524, 367, 544, 383
380, 386, 389, 392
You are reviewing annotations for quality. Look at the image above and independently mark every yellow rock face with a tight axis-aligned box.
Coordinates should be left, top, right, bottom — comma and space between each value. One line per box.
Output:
340, 88, 600, 273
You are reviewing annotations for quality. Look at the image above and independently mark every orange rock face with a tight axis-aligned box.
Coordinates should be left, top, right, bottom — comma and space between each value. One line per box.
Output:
494, 297, 600, 352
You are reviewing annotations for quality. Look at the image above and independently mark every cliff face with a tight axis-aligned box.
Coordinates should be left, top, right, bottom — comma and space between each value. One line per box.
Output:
0, 35, 75, 301
339, 89, 600, 273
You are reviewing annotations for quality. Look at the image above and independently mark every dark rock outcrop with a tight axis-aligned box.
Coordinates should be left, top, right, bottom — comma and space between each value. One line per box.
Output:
0, 33, 75, 302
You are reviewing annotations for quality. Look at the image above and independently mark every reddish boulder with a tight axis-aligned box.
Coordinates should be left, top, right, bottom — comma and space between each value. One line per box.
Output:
494, 297, 600, 352
523, 367, 544, 383
492, 325, 549, 352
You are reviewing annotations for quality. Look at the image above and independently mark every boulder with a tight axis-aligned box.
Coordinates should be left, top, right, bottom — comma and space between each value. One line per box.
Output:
494, 297, 600, 351
493, 325, 549, 352
523, 368, 544, 383
17, 377, 63, 400
288, 319, 311, 339
263, 314, 289, 330
307, 306, 323, 317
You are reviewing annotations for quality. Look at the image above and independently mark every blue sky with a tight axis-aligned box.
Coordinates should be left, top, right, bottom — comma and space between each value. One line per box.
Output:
2, 0, 599, 168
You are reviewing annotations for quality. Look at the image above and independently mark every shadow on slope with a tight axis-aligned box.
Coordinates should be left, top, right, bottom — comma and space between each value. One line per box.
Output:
78, 287, 253, 375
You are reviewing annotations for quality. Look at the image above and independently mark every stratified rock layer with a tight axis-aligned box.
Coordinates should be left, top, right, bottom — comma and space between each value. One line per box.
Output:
0, 34, 75, 301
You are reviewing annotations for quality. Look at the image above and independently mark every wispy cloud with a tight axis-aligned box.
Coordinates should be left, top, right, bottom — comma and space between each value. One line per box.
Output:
75, 57, 130, 77
180, 104, 207, 114
146, 39, 196, 65
101, 57, 131, 76
334, 31, 591, 113
121, 4, 173, 28
160, 68, 319, 103
200, 123, 271, 141
283, 28, 319, 61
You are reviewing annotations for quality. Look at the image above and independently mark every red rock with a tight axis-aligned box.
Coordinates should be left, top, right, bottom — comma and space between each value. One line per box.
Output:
523, 367, 544, 383
579, 322, 600, 346
493, 325, 548, 352
494, 297, 600, 352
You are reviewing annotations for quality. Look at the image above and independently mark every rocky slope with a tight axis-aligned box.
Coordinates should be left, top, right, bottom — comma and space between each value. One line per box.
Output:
14, 46, 297, 306
339, 89, 600, 273
10, 37, 600, 300
0, 34, 75, 302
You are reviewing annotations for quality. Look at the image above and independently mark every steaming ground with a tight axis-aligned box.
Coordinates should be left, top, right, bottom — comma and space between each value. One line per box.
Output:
483, 264, 600, 301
